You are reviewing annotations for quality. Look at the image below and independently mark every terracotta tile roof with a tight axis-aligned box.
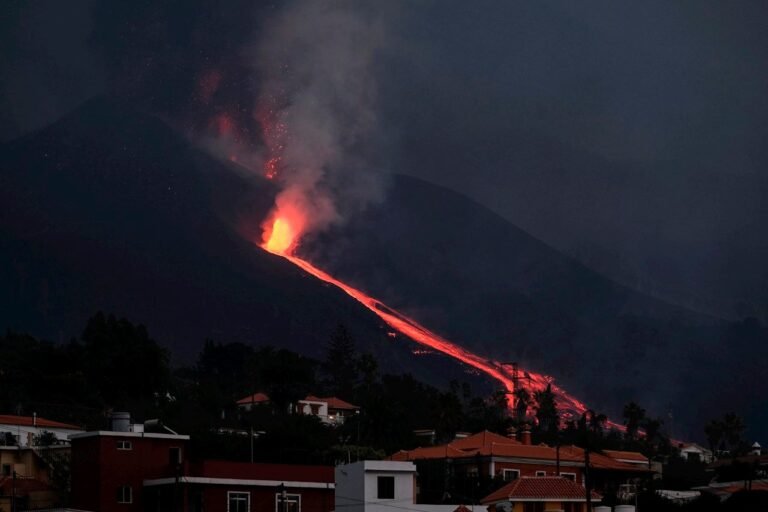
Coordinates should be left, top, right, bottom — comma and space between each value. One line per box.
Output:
0, 414, 80, 430
450, 430, 520, 450
304, 396, 359, 410
324, 397, 359, 410
481, 477, 601, 504
603, 449, 649, 463
390, 444, 470, 461
453, 505, 472, 512
559, 446, 652, 473
236, 392, 270, 405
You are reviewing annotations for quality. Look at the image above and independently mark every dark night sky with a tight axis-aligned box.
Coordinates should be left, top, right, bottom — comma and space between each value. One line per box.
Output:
2, 0, 767, 319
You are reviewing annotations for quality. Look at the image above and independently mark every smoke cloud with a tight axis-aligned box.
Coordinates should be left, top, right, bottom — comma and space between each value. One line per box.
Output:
252, 1, 391, 247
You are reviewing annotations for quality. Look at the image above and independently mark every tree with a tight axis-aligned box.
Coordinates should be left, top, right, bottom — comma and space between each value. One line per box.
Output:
323, 324, 359, 397
705, 418, 725, 454
722, 413, 746, 454
623, 401, 646, 440
80, 312, 170, 410
514, 388, 530, 422
534, 384, 558, 443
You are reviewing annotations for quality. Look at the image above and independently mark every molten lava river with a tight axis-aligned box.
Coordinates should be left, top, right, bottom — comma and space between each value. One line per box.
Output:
260, 215, 613, 426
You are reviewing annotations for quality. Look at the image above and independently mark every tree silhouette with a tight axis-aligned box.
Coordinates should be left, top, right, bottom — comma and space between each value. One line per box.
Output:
622, 401, 646, 440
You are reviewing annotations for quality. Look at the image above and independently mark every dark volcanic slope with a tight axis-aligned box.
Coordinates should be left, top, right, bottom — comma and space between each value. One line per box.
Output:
1, 98, 766, 438
0, 97, 478, 387
303, 176, 768, 438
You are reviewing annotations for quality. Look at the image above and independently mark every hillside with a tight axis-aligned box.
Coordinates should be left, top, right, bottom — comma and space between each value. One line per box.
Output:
1, 97, 766, 438
0, 97, 473, 387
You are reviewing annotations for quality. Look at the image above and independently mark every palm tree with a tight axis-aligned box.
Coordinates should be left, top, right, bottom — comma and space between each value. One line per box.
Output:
514, 388, 530, 422
622, 402, 646, 440
705, 419, 725, 455
722, 413, 746, 454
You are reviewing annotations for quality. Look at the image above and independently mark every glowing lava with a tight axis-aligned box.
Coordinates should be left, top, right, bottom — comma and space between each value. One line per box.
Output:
259, 215, 618, 427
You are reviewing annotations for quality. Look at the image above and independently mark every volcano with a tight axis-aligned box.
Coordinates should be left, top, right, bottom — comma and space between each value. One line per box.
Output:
1, 98, 766, 438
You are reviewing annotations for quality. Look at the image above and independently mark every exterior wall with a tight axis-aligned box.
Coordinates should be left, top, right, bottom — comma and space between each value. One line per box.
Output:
198, 485, 333, 512
336, 461, 486, 512
493, 460, 585, 485
70, 432, 188, 512
507, 503, 585, 512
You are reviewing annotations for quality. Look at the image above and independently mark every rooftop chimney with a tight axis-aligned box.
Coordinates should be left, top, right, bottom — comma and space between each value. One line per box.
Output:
520, 428, 532, 446
506, 426, 517, 440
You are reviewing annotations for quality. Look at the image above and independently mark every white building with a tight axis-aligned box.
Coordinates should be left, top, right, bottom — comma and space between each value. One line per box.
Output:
0, 414, 83, 447
679, 443, 713, 463
335, 460, 486, 512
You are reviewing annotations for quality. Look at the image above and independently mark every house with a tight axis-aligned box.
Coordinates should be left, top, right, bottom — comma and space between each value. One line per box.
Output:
0, 445, 64, 512
237, 392, 360, 425
236, 392, 271, 411
335, 460, 486, 512
69, 412, 334, 512
677, 443, 713, 463
300, 396, 360, 425
481, 476, 602, 512
69, 415, 191, 512
145, 460, 334, 512
389, 431, 652, 504
0, 414, 83, 448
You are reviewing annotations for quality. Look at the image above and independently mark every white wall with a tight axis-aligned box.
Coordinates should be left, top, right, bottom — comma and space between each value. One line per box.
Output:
335, 460, 486, 512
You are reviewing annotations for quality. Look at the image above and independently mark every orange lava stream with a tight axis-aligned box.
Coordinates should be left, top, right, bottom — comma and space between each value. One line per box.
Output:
271, 250, 612, 425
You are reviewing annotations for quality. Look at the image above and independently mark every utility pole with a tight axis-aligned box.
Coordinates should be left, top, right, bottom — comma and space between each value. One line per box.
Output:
582, 410, 593, 512
11, 469, 16, 512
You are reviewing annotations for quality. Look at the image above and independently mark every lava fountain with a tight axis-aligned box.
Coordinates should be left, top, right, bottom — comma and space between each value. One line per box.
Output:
259, 213, 616, 427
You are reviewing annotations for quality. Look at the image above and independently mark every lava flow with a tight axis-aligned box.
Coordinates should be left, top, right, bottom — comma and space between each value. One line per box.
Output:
260, 216, 615, 426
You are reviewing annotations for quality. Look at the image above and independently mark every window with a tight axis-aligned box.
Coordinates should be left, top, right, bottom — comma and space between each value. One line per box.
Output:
116, 440, 132, 450
169, 447, 182, 465
502, 469, 520, 481
535, 470, 546, 477
2, 464, 11, 476
377, 476, 395, 499
275, 492, 300, 512
523, 504, 544, 512
560, 472, 577, 481
116, 486, 132, 504
228, 491, 250, 512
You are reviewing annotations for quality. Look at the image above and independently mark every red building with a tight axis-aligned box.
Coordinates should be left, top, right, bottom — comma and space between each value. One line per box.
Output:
70, 429, 190, 512
70, 419, 334, 512
144, 460, 334, 512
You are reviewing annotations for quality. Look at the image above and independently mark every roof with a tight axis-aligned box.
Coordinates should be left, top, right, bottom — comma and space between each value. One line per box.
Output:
603, 450, 649, 463
303, 395, 359, 410
450, 430, 520, 450
0, 414, 80, 430
481, 477, 601, 504
236, 392, 270, 405
560, 446, 652, 473
389, 432, 649, 473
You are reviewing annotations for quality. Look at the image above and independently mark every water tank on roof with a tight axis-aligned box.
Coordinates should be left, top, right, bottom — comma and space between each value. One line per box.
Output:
110, 411, 131, 432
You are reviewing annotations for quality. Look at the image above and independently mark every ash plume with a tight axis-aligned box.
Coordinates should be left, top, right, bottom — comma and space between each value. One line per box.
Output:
253, 0, 392, 242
